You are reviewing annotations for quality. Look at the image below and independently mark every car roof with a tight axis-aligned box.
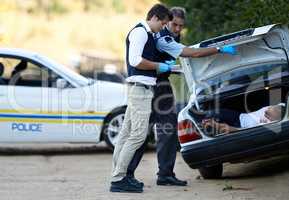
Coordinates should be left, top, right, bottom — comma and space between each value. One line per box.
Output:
0, 48, 89, 87
0, 48, 43, 61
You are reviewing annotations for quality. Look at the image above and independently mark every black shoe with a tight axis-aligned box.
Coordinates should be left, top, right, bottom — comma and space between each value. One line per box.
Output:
127, 176, 144, 188
110, 177, 143, 193
157, 176, 187, 186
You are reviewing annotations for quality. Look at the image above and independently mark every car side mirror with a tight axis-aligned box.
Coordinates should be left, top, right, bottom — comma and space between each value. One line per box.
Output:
56, 78, 68, 89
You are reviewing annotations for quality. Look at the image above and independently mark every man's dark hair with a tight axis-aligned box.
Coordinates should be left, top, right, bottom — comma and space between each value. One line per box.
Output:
170, 7, 186, 20
146, 4, 172, 21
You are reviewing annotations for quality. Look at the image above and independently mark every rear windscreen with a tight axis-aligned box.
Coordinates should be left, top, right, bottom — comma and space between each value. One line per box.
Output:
198, 62, 289, 95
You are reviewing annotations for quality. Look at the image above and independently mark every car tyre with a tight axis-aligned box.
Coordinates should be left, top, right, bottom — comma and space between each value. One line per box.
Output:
102, 107, 126, 151
198, 164, 223, 179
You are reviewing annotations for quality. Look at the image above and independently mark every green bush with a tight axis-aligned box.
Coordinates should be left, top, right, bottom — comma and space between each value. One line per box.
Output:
161, 0, 289, 44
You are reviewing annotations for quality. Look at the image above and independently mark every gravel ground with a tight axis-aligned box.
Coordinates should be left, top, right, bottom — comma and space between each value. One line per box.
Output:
0, 143, 289, 200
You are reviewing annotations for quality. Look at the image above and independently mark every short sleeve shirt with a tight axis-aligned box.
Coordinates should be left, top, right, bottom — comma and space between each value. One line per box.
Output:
155, 32, 185, 59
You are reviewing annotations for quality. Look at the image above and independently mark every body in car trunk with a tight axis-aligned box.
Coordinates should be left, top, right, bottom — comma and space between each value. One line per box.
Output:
178, 24, 289, 178
180, 24, 289, 136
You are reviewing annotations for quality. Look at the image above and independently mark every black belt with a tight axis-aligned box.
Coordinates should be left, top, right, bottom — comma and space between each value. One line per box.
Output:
128, 82, 154, 90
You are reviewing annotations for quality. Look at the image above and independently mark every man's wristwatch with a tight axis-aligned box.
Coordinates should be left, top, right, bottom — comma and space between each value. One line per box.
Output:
216, 47, 221, 52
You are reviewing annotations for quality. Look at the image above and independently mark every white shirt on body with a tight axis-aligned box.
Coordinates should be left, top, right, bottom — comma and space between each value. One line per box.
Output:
239, 106, 271, 128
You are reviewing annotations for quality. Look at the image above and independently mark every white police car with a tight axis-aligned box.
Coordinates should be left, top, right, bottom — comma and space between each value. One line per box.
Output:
0, 48, 127, 149
178, 24, 289, 178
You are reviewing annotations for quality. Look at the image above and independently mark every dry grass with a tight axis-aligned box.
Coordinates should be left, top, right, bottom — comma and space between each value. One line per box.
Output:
0, 0, 158, 64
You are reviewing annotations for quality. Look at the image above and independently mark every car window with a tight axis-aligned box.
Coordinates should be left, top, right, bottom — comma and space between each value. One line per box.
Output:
0, 57, 61, 88
199, 62, 289, 95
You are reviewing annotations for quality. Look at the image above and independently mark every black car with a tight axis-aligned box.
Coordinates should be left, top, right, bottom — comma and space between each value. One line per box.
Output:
177, 24, 289, 178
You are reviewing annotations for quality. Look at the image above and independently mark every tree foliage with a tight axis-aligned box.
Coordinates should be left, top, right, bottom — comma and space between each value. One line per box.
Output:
160, 0, 289, 44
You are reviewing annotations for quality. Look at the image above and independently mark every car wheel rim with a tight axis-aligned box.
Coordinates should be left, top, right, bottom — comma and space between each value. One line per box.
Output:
107, 113, 125, 146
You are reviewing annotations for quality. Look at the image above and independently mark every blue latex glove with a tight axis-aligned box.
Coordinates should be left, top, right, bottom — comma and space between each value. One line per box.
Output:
164, 60, 176, 65
219, 45, 237, 55
157, 60, 176, 73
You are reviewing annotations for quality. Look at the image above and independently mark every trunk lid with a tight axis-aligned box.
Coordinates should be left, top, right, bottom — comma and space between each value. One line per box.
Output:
180, 24, 289, 94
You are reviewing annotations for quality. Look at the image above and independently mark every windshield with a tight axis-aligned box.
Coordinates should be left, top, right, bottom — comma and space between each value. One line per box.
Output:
197, 62, 289, 95
35, 54, 90, 86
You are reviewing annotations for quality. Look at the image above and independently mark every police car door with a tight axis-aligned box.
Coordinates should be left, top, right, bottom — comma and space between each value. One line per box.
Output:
0, 57, 71, 142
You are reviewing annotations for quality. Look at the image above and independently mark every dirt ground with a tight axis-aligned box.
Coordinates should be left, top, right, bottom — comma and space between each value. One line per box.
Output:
0, 143, 289, 200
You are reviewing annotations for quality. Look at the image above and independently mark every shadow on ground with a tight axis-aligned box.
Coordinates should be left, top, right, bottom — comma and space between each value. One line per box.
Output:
222, 154, 289, 179
0, 143, 155, 156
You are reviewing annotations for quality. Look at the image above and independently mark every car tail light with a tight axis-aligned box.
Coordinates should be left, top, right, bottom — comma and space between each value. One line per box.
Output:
178, 120, 202, 144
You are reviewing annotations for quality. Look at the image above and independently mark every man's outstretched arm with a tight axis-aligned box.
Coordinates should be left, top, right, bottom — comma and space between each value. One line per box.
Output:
180, 47, 218, 58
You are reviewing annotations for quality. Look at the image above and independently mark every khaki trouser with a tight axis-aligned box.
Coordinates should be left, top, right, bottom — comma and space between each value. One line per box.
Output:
111, 84, 154, 182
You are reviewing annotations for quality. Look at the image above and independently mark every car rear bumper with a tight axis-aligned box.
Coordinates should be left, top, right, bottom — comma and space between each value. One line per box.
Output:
181, 121, 289, 168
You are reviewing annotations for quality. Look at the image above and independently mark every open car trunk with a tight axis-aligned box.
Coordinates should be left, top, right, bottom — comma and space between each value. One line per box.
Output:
187, 60, 289, 136
178, 24, 289, 172
188, 81, 289, 137
180, 24, 289, 137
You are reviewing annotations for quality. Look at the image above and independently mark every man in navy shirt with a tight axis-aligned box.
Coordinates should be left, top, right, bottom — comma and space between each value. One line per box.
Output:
127, 7, 237, 187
